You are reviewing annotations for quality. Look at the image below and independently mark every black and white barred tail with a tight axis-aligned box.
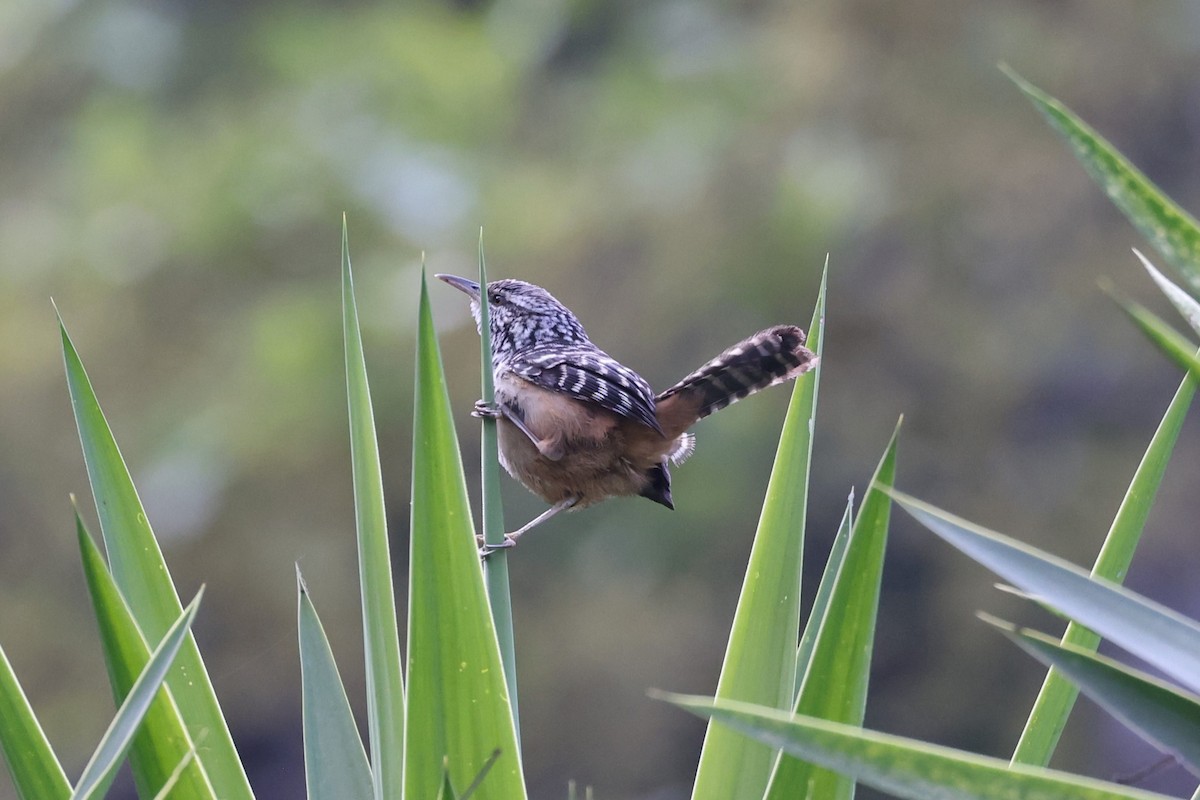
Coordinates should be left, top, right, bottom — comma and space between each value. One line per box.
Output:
653, 325, 818, 438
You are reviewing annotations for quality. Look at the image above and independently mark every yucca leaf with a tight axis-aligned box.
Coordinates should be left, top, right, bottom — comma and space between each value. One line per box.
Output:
1013, 369, 1195, 765
691, 263, 825, 800
59, 311, 251, 798
990, 617, 1200, 774
764, 420, 900, 800
794, 490, 854, 701
72, 591, 203, 800
405, 270, 526, 799
342, 218, 406, 799
0, 646, 71, 800
891, 491, 1200, 695
296, 567, 373, 800
661, 692, 1175, 800
76, 510, 214, 798
1005, 66, 1200, 288
475, 232, 519, 733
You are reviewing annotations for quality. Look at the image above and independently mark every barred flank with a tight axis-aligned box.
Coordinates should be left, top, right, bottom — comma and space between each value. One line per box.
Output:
654, 325, 817, 436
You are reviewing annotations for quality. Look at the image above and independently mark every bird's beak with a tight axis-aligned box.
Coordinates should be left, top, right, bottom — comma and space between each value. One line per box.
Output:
435, 273, 481, 301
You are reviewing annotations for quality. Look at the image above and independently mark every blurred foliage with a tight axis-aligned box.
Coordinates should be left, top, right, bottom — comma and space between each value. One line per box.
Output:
3, 1, 1200, 798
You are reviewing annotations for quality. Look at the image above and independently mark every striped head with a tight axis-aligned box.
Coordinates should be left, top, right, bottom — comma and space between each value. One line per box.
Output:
436, 275, 592, 366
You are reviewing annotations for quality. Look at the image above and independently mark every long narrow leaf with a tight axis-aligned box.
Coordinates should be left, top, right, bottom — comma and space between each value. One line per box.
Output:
476, 233, 519, 735
661, 692, 1175, 800
890, 491, 1200, 695
795, 490, 855, 701
1005, 66, 1200, 288
691, 263, 825, 800
405, 270, 526, 799
1108, 287, 1200, 382
990, 618, 1200, 775
1136, 250, 1200, 337
341, 218, 405, 799
0, 647, 71, 800
58, 313, 251, 798
1013, 370, 1195, 764
765, 420, 900, 800
73, 591, 203, 800
297, 567, 373, 800
76, 510, 214, 799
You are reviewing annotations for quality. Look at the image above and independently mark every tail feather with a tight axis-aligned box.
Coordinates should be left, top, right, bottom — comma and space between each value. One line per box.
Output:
654, 325, 817, 438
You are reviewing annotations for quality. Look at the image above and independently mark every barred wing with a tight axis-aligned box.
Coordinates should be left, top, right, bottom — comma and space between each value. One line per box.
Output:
510, 346, 663, 434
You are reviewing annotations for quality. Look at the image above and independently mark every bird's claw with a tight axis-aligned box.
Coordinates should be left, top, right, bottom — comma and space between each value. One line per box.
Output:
477, 533, 517, 559
472, 400, 503, 419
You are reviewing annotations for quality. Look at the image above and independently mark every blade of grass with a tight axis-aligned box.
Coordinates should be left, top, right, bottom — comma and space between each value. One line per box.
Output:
765, 420, 900, 800
1013, 370, 1195, 765
890, 490, 1200, 695
690, 263, 826, 800
58, 310, 251, 798
341, 218, 406, 799
76, 508, 214, 799
72, 591, 203, 800
476, 232, 518, 736
405, 270, 526, 799
296, 567, 373, 800
1004, 65, 1200, 288
988, 616, 1200, 774
795, 489, 854, 701
0, 646, 71, 800
660, 692, 1175, 800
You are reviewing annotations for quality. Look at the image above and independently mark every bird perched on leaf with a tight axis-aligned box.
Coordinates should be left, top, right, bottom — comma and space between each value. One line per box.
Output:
438, 274, 818, 554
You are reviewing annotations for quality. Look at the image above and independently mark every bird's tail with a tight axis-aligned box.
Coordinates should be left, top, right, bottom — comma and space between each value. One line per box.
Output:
654, 325, 818, 439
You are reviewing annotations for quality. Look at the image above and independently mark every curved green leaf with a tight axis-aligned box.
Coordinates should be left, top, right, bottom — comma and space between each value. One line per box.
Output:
1013, 368, 1195, 765
475, 232, 519, 735
0, 646, 71, 800
1108, 286, 1200, 382
73, 591, 203, 800
1005, 66, 1200, 288
76, 511, 214, 799
795, 490, 854, 701
405, 270, 526, 799
765, 419, 900, 800
296, 568, 373, 800
992, 618, 1200, 774
342, 217, 406, 799
691, 261, 826, 800
59, 312, 251, 798
890, 491, 1200, 695
661, 692, 1175, 800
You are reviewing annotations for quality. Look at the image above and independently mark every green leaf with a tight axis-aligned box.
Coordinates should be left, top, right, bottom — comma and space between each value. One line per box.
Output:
1135, 250, 1200, 337
341, 218, 406, 799
1004, 66, 1200, 289
989, 617, 1200, 774
1107, 285, 1200, 382
890, 491, 1200, 695
405, 269, 526, 799
476, 231, 519, 735
58, 311, 252, 799
795, 490, 855, 701
296, 568, 373, 800
76, 510, 214, 799
690, 263, 825, 800
765, 419, 900, 800
1013, 369, 1195, 765
660, 692, 1175, 800
0, 647, 71, 800
73, 590, 203, 800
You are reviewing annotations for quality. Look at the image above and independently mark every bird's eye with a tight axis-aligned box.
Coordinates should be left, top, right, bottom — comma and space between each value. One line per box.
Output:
488, 288, 503, 305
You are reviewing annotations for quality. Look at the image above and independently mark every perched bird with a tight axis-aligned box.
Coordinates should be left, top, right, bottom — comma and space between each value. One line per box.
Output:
438, 275, 818, 554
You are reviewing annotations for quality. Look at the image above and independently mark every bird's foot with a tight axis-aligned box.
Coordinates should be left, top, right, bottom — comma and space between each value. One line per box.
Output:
472, 400, 503, 419
477, 533, 517, 559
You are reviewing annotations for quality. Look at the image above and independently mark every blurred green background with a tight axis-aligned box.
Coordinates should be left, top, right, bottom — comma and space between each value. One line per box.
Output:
4, 1, 1200, 798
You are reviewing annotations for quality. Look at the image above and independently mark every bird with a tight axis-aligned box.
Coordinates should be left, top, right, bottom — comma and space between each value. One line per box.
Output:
437, 274, 818, 554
